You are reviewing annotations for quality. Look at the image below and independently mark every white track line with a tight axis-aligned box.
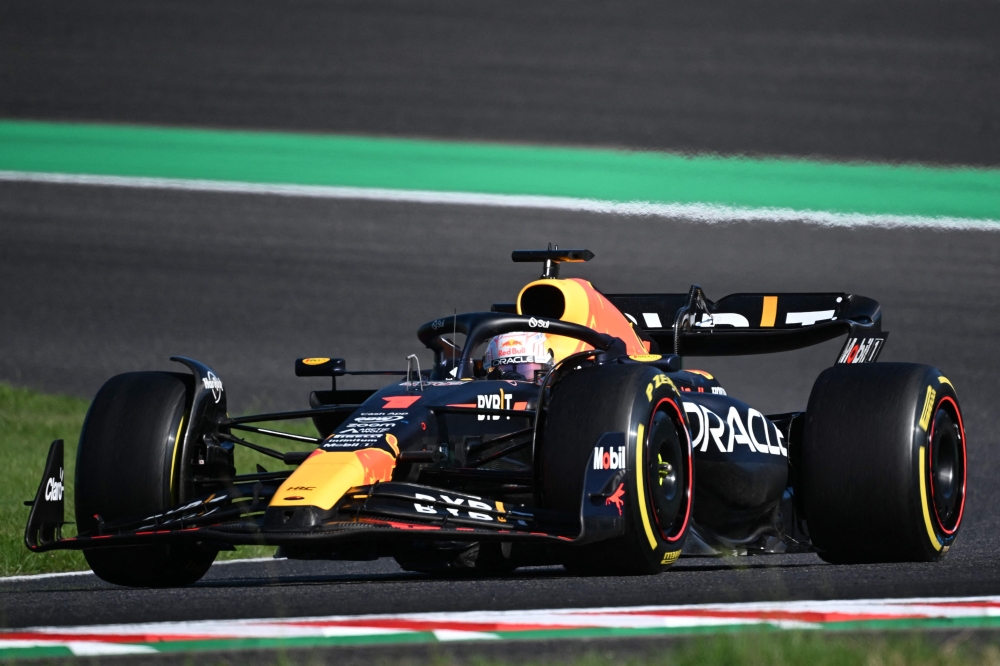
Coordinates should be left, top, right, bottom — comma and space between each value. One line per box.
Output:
0, 570, 93, 583
212, 556, 281, 566
0, 557, 279, 583
0, 170, 996, 231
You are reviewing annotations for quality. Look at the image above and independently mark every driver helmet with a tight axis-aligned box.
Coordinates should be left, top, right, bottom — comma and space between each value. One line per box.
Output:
483, 332, 554, 382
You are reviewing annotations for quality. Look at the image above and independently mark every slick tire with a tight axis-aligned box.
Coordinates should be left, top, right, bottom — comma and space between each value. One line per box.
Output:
801, 363, 966, 564
540, 363, 693, 575
76, 372, 217, 587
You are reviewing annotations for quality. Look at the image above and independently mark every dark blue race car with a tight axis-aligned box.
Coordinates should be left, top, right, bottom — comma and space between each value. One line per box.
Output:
25, 248, 967, 586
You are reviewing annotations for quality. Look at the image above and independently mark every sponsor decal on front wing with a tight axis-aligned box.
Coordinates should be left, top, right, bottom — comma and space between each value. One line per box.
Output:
44, 467, 64, 501
409, 492, 526, 524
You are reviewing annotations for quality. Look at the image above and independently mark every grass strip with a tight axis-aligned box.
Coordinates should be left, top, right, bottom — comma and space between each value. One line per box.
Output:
661, 631, 1000, 666
0, 382, 319, 576
1, 119, 998, 221
0, 383, 89, 576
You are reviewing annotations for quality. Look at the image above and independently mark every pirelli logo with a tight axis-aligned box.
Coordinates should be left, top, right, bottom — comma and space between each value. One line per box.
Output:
919, 385, 937, 431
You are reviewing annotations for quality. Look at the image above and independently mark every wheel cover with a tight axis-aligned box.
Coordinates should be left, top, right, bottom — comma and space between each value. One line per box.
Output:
928, 398, 966, 535
646, 399, 692, 542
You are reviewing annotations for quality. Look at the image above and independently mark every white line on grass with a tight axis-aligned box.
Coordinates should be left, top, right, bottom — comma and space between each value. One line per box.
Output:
0, 170, 996, 231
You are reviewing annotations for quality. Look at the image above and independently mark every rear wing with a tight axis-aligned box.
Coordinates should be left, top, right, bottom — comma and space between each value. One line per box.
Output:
605, 285, 887, 362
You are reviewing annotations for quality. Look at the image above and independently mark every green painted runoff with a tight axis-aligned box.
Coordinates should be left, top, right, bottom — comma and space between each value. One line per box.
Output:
1, 120, 997, 220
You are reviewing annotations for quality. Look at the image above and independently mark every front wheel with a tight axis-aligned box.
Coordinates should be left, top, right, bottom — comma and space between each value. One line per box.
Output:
540, 364, 693, 575
76, 371, 218, 586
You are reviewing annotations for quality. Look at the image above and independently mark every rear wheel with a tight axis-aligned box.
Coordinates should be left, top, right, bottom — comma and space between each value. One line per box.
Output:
801, 363, 966, 563
540, 363, 692, 575
76, 372, 218, 586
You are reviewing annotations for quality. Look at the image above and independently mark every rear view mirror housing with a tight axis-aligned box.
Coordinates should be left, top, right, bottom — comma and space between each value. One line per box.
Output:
295, 358, 346, 377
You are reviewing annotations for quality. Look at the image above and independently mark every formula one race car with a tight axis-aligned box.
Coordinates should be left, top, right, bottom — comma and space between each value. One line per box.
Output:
25, 248, 967, 586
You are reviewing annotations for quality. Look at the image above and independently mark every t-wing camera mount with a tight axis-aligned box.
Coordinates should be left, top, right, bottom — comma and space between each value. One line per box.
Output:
511, 244, 594, 279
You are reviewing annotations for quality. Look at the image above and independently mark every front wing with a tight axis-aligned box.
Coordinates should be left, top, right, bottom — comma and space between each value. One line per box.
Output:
25, 440, 627, 553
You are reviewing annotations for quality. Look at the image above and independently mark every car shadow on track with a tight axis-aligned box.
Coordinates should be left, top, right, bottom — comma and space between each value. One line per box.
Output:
0, 557, 824, 595
190, 561, 823, 589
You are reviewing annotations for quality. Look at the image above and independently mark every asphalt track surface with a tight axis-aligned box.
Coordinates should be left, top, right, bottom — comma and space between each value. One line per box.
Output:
3, 181, 1000, 629
1, 0, 999, 167
3, 0, 1000, 637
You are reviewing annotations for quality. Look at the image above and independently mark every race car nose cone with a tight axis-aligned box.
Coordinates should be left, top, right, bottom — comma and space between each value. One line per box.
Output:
263, 505, 332, 531
269, 448, 395, 511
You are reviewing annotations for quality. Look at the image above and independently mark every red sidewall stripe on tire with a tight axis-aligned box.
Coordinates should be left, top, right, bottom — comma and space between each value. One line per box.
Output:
648, 397, 693, 543
928, 395, 966, 536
